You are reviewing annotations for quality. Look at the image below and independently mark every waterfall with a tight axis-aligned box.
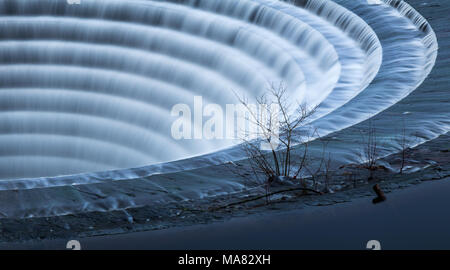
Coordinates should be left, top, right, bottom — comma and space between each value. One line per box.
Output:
0, 0, 341, 179
0, 0, 445, 219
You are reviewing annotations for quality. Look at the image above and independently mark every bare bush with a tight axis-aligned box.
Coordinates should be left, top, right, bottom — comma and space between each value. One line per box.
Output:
322, 153, 335, 192
359, 120, 380, 181
228, 83, 325, 203
235, 83, 317, 179
304, 139, 334, 192
394, 117, 409, 174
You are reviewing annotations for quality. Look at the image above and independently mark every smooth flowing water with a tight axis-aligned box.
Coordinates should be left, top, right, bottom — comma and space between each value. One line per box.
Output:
0, 0, 343, 179
0, 0, 447, 218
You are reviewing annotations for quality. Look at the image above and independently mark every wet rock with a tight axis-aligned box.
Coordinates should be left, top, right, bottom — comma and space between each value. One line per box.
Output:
372, 184, 386, 204
268, 175, 296, 187
321, 186, 335, 194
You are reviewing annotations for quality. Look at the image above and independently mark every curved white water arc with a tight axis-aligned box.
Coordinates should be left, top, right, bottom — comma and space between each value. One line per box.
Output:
0, 0, 444, 218
0, 0, 434, 184
306, 0, 438, 136
188, 0, 383, 120
0, 0, 342, 180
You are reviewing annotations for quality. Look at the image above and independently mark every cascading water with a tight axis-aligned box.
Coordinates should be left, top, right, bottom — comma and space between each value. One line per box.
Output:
0, 0, 342, 179
0, 0, 446, 218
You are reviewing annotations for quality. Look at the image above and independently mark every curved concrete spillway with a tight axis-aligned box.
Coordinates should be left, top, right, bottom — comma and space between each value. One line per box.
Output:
0, 0, 439, 185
